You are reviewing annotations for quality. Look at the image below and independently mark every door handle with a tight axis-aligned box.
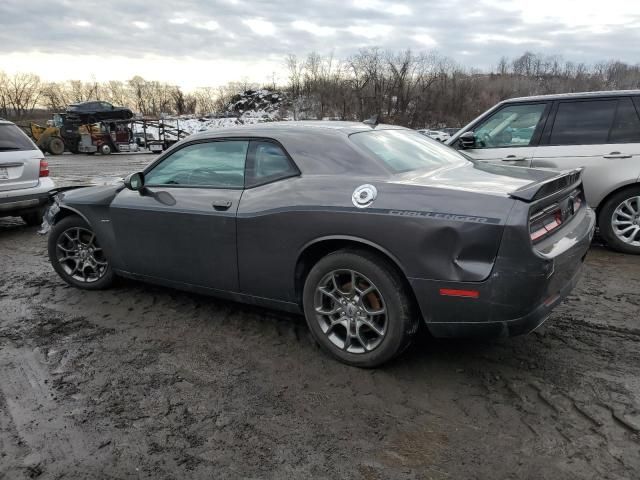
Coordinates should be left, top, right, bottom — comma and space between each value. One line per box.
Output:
212, 200, 232, 211
603, 152, 632, 159
501, 155, 526, 162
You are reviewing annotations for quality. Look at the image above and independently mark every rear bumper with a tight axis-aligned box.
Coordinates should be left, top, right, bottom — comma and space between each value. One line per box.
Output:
424, 260, 583, 338
0, 178, 55, 216
410, 206, 595, 338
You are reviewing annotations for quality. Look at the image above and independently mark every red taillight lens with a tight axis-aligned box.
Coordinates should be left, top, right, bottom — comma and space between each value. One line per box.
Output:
530, 204, 562, 242
39, 159, 49, 177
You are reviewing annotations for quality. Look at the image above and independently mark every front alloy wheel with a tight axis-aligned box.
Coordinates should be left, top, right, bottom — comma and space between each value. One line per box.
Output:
48, 215, 114, 289
55, 226, 108, 283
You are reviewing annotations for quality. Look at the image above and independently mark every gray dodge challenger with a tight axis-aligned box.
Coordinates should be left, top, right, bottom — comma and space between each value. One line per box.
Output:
43, 121, 595, 367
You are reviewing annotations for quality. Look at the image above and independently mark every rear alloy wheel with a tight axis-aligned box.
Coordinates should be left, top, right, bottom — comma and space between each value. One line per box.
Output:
600, 187, 640, 254
303, 250, 417, 367
48, 215, 114, 289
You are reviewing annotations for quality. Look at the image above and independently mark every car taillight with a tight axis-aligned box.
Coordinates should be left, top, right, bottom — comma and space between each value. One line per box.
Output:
39, 159, 49, 177
529, 189, 583, 242
530, 203, 563, 242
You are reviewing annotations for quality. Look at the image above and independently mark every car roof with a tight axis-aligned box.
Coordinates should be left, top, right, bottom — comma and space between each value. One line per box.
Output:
175, 121, 409, 177
0, 118, 14, 125
505, 89, 640, 103
187, 120, 406, 142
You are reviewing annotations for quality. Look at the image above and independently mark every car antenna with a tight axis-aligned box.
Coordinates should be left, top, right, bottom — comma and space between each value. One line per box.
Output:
362, 114, 379, 128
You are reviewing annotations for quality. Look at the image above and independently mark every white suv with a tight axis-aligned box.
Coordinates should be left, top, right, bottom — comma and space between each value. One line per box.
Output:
0, 119, 54, 225
448, 90, 640, 254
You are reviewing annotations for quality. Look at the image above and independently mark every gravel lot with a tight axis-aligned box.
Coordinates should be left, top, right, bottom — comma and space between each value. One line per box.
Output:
1, 153, 639, 479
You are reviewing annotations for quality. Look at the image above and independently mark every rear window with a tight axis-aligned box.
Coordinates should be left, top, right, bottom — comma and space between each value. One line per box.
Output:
350, 129, 466, 173
0, 124, 37, 151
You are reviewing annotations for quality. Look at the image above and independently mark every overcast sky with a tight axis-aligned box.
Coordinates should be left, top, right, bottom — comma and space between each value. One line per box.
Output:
0, 0, 639, 90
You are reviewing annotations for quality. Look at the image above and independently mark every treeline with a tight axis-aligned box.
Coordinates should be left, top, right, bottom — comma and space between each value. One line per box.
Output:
286, 50, 640, 127
0, 72, 257, 119
2, 51, 640, 127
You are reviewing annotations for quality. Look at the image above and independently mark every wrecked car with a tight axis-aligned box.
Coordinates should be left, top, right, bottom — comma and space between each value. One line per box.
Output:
43, 121, 595, 367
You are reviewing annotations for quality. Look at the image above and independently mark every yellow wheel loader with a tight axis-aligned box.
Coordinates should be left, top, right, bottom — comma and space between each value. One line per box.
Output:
27, 122, 66, 155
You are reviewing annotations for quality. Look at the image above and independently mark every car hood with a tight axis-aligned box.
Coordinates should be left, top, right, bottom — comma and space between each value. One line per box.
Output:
57, 183, 123, 206
392, 160, 561, 197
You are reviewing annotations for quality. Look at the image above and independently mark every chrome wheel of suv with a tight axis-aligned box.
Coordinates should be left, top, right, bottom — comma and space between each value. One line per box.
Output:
612, 196, 640, 247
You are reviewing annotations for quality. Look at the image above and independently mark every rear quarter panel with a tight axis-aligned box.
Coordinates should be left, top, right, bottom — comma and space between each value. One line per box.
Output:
236, 176, 515, 302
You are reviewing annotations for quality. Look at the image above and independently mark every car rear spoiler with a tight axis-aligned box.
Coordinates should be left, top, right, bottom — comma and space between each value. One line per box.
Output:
509, 168, 583, 202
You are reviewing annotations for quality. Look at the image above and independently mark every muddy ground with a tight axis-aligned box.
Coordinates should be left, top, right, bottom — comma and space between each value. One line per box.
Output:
1, 153, 639, 479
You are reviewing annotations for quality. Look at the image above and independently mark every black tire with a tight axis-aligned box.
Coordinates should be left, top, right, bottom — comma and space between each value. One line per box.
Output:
302, 249, 418, 368
21, 210, 43, 226
48, 137, 65, 155
48, 215, 114, 290
99, 144, 112, 155
598, 186, 640, 255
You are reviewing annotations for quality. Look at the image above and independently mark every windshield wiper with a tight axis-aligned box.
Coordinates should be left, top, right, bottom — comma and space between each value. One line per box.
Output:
0, 147, 21, 151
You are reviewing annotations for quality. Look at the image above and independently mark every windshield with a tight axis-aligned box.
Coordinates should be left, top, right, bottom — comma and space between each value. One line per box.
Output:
0, 124, 37, 151
350, 129, 467, 173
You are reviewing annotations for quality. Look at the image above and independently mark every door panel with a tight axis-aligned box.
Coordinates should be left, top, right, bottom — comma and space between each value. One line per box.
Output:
110, 187, 242, 291
458, 102, 550, 167
532, 144, 640, 208
108, 139, 250, 291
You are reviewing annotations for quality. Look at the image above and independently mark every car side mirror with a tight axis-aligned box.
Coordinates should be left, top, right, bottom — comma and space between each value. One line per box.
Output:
124, 172, 145, 191
458, 131, 476, 149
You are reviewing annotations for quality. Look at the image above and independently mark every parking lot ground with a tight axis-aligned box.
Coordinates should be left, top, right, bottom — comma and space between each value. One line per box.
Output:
1, 154, 639, 479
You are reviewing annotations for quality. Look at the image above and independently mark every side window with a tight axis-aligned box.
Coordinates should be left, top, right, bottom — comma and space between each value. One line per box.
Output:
473, 103, 547, 148
245, 141, 298, 187
145, 140, 249, 188
550, 100, 617, 145
609, 98, 640, 143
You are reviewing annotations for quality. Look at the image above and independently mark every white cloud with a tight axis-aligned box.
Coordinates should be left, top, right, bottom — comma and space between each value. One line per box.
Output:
132, 21, 150, 30
483, 0, 638, 29
196, 20, 220, 31
347, 24, 393, 39
388, 4, 411, 15
352, 0, 411, 16
291, 20, 335, 36
413, 33, 437, 47
471, 33, 552, 46
72, 20, 91, 28
243, 18, 276, 36
169, 17, 189, 25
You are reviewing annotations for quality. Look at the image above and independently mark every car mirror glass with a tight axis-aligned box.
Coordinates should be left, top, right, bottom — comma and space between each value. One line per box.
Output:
124, 172, 145, 191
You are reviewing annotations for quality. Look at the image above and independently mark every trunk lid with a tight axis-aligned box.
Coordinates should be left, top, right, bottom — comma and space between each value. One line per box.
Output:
393, 160, 562, 197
